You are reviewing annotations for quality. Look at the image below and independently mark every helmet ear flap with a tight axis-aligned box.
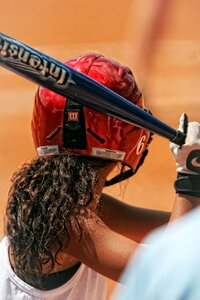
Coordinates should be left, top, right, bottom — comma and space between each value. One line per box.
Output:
105, 109, 154, 186
104, 132, 153, 186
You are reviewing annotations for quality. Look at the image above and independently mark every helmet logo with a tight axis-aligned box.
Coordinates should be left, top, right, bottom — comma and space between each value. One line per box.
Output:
136, 135, 147, 155
67, 111, 79, 122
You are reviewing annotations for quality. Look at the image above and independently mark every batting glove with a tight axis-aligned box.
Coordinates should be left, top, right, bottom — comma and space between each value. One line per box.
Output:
170, 113, 200, 197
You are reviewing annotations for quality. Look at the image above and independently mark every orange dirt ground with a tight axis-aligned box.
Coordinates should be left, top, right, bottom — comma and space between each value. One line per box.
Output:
0, 1, 200, 298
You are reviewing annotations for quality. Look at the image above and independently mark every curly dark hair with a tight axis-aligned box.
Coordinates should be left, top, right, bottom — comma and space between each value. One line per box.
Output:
6, 154, 111, 287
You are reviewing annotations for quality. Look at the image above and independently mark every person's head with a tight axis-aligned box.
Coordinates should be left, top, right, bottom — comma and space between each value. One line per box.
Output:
32, 52, 152, 185
6, 53, 152, 286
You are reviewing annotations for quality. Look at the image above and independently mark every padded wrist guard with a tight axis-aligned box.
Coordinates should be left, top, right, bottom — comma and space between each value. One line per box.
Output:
174, 172, 200, 197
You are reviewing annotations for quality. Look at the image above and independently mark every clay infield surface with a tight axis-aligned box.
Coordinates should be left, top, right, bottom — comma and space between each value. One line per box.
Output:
0, 0, 200, 298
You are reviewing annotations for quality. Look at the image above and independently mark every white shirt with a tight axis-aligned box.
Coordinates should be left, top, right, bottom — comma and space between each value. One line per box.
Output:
0, 237, 107, 300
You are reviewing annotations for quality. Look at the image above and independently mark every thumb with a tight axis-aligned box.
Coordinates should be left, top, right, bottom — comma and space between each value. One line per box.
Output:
178, 113, 188, 135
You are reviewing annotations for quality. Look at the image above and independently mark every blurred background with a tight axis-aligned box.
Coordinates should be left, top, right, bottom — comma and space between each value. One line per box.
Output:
0, 0, 200, 297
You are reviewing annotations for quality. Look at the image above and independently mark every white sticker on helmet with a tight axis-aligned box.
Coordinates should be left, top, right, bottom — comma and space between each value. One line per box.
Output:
37, 145, 59, 156
92, 148, 126, 161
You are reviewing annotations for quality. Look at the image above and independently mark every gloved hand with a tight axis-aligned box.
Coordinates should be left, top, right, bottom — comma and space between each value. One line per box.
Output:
170, 113, 200, 174
170, 113, 200, 197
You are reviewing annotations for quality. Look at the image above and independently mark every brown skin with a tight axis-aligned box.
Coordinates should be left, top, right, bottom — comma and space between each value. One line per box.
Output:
57, 192, 199, 281
8, 161, 171, 282
63, 196, 170, 281
64, 210, 138, 281
29, 162, 170, 282
169, 193, 200, 223
99, 193, 170, 243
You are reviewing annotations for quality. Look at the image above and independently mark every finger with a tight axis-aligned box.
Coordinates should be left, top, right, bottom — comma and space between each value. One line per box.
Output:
178, 113, 188, 134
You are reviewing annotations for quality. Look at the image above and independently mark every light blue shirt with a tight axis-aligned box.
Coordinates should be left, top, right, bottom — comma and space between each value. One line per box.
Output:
111, 206, 200, 300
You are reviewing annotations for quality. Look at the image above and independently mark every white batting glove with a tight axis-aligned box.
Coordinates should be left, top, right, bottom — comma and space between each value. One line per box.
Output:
170, 113, 200, 175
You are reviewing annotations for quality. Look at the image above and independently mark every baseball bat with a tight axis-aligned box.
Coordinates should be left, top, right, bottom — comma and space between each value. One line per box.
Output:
0, 32, 185, 145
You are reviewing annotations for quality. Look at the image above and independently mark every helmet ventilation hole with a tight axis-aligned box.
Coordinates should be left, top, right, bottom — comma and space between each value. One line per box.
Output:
47, 127, 62, 141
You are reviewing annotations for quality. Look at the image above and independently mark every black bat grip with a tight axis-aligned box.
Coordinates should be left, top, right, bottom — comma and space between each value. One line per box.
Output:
171, 130, 186, 146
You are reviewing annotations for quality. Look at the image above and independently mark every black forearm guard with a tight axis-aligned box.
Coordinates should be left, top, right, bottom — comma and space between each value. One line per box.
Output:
174, 173, 200, 197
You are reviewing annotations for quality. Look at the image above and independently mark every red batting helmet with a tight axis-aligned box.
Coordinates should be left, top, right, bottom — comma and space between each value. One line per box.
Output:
32, 53, 152, 185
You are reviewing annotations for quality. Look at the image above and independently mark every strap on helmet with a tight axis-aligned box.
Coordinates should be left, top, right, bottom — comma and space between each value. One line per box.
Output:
104, 146, 151, 186
63, 99, 87, 149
